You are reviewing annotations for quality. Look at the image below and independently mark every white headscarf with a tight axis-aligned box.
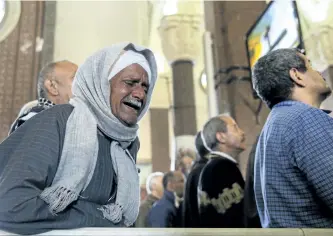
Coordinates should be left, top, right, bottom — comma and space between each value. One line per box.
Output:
40, 42, 158, 226
109, 50, 151, 83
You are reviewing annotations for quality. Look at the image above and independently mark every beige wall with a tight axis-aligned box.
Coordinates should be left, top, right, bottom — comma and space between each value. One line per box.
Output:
53, 1, 150, 65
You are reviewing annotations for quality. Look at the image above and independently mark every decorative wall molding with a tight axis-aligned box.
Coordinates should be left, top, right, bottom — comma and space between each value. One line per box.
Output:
297, 0, 333, 71
159, 14, 202, 65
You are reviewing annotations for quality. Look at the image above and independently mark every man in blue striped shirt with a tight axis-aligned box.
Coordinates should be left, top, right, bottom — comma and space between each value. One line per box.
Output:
252, 48, 333, 228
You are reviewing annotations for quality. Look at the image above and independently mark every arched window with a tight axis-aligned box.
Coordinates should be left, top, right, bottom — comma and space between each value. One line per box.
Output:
0, 0, 21, 43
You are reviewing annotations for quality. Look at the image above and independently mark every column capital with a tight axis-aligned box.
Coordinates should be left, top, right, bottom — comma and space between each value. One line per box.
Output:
297, 0, 333, 71
302, 24, 333, 71
159, 14, 202, 65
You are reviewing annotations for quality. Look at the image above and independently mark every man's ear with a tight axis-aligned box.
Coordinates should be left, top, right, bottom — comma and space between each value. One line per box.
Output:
289, 68, 306, 87
44, 79, 59, 96
216, 132, 227, 144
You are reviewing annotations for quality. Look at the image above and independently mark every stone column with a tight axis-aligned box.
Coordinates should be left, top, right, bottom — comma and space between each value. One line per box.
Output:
150, 108, 170, 173
159, 14, 202, 169
203, 1, 269, 175
171, 60, 196, 136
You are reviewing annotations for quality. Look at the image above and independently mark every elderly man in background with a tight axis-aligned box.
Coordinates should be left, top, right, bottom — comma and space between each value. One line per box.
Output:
8, 60, 78, 135
198, 115, 246, 228
175, 148, 195, 178
136, 172, 164, 227
0, 42, 158, 234
148, 171, 185, 227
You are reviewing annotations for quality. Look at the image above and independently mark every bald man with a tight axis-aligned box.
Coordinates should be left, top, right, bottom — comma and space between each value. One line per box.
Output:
135, 172, 164, 227
9, 60, 78, 135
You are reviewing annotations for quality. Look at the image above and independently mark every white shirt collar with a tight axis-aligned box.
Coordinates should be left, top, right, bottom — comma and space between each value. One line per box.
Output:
210, 151, 237, 164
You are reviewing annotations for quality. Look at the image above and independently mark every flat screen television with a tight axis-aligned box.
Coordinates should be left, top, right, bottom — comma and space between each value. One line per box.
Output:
245, 0, 304, 70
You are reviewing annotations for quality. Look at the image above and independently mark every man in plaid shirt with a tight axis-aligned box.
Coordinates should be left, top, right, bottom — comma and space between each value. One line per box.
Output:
252, 48, 333, 227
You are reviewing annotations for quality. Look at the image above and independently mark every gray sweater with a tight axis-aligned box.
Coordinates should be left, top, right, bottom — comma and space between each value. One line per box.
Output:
0, 104, 139, 235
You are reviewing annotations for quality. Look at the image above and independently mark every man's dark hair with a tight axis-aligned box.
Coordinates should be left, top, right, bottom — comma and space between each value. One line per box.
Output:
195, 131, 209, 158
162, 171, 174, 189
252, 48, 307, 109
202, 116, 228, 151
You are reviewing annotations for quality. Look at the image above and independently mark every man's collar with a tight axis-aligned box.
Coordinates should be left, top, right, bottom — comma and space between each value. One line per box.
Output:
274, 100, 332, 114
164, 190, 182, 208
38, 97, 55, 109
208, 151, 237, 164
164, 190, 175, 201
322, 109, 332, 114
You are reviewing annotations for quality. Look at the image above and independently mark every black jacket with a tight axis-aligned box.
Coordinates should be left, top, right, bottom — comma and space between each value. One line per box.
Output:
198, 153, 245, 228
244, 136, 261, 227
182, 157, 208, 227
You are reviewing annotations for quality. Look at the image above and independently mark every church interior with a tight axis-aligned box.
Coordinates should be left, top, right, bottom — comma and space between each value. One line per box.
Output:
1, 0, 333, 235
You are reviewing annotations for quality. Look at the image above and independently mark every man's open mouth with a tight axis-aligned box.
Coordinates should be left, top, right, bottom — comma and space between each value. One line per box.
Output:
123, 100, 142, 112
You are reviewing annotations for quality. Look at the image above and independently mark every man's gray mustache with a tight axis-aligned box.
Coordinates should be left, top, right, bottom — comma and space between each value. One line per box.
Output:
123, 96, 142, 109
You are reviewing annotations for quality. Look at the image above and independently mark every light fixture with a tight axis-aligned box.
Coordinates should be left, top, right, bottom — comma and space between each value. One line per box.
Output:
163, 0, 178, 16
200, 70, 207, 93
